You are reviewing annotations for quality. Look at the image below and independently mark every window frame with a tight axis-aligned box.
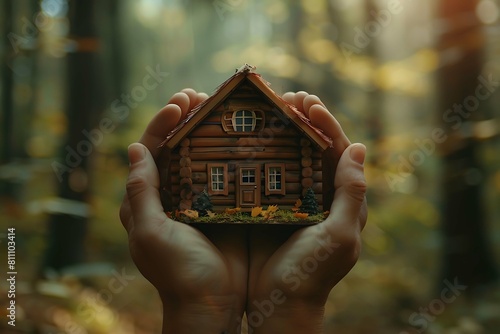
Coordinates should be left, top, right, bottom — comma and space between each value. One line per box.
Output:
222, 109, 264, 134
232, 109, 256, 132
207, 163, 228, 196
265, 163, 286, 196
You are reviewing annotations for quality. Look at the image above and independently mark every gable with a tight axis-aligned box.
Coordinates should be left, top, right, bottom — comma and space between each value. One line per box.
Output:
160, 65, 333, 150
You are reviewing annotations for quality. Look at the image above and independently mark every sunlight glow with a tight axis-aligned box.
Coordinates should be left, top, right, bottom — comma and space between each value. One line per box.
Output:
301, 0, 327, 15
41, 0, 68, 18
136, 0, 163, 26
265, 0, 289, 23
476, 0, 499, 24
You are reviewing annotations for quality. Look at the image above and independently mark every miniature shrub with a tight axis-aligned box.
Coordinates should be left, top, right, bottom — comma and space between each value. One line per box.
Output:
299, 187, 320, 215
192, 188, 213, 217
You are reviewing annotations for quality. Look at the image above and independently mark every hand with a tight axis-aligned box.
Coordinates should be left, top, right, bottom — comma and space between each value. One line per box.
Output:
119, 89, 248, 334
246, 92, 367, 333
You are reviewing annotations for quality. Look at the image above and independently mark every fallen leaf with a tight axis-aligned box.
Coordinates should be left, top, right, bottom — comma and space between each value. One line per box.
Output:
262, 211, 275, 220
180, 209, 199, 219
225, 207, 241, 215
292, 199, 301, 211
206, 210, 216, 218
251, 207, 263, 217
294, 212, 309, 219
267, 204, 279, 213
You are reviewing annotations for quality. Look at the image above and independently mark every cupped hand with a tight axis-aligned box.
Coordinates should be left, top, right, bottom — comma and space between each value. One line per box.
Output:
246, 92, 367, 333
119, 89, 248, 334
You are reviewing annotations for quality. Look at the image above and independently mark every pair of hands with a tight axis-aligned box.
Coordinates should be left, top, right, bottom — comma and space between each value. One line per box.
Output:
119, 89, 367, 334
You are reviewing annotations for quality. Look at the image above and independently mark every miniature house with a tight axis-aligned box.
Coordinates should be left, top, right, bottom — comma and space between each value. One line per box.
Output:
158, 64, 338, 216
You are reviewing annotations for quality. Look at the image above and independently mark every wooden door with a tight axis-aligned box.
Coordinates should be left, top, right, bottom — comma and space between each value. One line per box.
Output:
236, 165, 261, 208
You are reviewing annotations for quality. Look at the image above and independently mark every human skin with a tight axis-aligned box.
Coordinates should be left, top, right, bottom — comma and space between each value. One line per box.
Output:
119, 89, 367, 334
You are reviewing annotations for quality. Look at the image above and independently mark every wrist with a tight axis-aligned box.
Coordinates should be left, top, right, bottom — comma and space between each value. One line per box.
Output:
246, 300, 325, 334
161, 294, 243, 334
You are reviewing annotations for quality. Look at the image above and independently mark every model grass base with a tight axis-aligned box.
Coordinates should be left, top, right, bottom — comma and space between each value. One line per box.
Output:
168, 210, 326, 225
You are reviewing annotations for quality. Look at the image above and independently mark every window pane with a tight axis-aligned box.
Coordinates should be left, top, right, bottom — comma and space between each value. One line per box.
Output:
242, 169, 255, 183
233, 110, 256, 132
268, 166, 282, 192
211, 166, 225, 191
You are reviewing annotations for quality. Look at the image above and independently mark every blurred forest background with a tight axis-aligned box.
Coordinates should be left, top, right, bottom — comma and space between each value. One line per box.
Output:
1, 0, 500, 333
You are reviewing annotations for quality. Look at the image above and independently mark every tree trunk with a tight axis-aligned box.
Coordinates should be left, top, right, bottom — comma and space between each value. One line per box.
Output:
0, 0, 14, 197
436, 0, 497, 292
43, 0, 103, 273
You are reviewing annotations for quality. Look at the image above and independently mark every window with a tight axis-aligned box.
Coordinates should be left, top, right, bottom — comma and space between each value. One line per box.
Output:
268, 167, 282, 190
265, 163, 286, 195
207, 163, 228, 195
241, 168, 256, 184
232, 110, 255, 132
212, 167, 224, 191
222, 109, 264, 133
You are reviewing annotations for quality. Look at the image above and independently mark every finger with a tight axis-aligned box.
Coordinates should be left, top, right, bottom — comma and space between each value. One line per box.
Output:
138, 89, 203, 158
302, 94, 325, 118
181, 88, 201, 111
139, 104, 182, 159
309, 104, 351, 155
326, 144, 367, 229
293, 91, 309, 114
125, 143, 167, 230
168, 92, 191, 120
195, 92, 209, 106
282, 92, 296, 104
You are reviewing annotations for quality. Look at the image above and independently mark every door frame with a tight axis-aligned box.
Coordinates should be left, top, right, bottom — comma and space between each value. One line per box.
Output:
235, 164, 261, 209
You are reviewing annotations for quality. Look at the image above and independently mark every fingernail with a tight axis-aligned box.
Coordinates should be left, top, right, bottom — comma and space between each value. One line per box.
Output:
128, 144, 146, 165
350, 144, 366, 165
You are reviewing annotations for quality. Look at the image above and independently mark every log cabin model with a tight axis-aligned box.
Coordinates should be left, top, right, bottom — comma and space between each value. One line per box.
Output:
158, 64, 339, 224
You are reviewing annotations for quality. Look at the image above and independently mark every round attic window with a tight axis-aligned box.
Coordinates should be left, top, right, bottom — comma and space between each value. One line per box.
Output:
232, 110, 256, 132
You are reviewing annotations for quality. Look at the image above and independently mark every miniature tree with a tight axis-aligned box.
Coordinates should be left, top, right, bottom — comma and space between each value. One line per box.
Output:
299, 188, 319, 215
192, 188, 213, 217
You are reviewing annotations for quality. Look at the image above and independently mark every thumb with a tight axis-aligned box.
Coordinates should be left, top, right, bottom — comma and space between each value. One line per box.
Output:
126, 143, 166, 227
327, 144, 367, 228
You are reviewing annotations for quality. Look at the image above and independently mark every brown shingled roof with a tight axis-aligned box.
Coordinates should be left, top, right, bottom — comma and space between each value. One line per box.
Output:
159, 64, 333, 150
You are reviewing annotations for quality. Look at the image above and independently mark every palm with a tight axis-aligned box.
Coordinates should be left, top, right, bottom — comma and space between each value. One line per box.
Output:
248, 221, 362, 302
128, 220, 247, 298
